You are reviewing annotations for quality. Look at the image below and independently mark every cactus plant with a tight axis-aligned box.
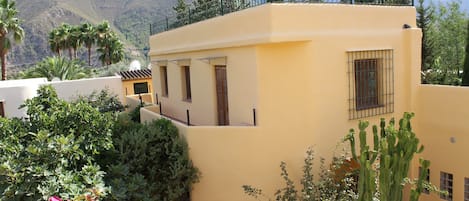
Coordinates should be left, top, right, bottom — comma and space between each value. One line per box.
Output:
410, 159, 431, 201
344, 112, 430, 201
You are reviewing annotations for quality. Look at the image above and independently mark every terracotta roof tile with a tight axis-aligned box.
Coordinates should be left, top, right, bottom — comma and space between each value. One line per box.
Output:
118, 69, 152, 80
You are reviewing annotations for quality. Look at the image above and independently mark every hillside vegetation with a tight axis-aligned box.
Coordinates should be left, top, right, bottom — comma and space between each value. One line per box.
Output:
9, 0, 175, 71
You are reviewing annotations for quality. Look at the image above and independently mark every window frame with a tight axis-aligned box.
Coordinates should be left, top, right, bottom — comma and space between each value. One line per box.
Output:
133, 82, 149, 94
440, 171, 453, 201
160, 66, 169, 97
354, 59, 381, 110
347, 49, 394, 120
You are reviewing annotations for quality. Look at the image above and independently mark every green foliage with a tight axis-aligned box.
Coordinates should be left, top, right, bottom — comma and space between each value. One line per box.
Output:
422, 0, 468, 85
49, 21, 124, 67
275, 161, 298, 200
10, 0, 170, 67
0, 0, 24, 80
51, 23, 74, 59
0, 85, 113, 200
244, 113, 438, 201
75, 89, 125, 114
96, 21, 124, 66
409, 159, 430, 201
173, 0, 190, 27
190, 0, 219, 23
19, 56, 91, 81
99, 117, 200, 201
114, 7, 154, 50
242, 147, 358, 201
417, 0, 435, 75
80, 22, 96, 66
128, 101, 145, 123
461, 20, 469, 86
344, 112, 437, 201
354, 0, 411, 4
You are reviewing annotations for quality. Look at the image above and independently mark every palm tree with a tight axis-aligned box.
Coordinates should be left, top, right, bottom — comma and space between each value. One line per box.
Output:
20, 56, 91, 81
0, 0, 24, 80
95, 21, 112, 66
80, 22, 95, 66
69, 25, 81, 60
108, 36, 124, 65
49, 28, 61, 57
97, 33, 124, 66
94, 21, 125, 66
57, 23, 73, 60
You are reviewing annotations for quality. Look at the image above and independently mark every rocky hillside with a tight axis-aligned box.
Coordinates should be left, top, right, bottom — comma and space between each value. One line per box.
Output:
9, 0, 176, 70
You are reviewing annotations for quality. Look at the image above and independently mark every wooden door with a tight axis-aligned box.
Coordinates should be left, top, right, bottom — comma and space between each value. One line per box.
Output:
215, 66, 229, 125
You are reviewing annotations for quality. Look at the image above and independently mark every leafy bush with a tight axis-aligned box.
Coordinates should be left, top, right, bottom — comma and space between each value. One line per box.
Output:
0, 85, 199, 200
23, 86, 114, 158
243, 147, 358, 201
128, 101, 145, 123
100, 116, 199, 201
75, 89, 126, 114
0, 85, 113, 200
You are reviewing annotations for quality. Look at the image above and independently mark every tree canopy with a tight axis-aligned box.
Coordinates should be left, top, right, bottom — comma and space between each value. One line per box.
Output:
419, 0, 468, 85
0, 0, 24, 80
0, 85, 114, 200
49, 21, 124, 67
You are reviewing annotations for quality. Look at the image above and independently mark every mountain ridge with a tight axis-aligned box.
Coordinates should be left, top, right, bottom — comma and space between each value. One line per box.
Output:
9, 0, 176, 72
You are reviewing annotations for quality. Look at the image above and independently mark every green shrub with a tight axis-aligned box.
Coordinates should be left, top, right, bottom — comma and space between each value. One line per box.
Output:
101, 117, 199, 201
75, 89, 126, 114
0, 85, 113, 200
242, 147, 358, 201
128, 102, 144, 123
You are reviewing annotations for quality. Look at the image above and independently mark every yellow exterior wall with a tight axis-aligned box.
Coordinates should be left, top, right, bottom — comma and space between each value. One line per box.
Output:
152, 47, 258, 125
121, 78, 153, 101
125, 94, 153, 112
413, 85, 469, 201
149, 3, 423, 201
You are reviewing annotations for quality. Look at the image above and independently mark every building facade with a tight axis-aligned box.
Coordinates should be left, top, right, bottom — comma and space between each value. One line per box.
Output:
118, 69, 153, 98
146, 3, 467, 201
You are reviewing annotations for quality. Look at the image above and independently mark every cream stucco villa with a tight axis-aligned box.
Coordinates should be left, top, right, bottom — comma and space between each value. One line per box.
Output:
141, 2, 469, 201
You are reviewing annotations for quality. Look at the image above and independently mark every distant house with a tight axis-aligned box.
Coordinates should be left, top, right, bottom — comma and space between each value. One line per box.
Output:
117, 69, 153, 104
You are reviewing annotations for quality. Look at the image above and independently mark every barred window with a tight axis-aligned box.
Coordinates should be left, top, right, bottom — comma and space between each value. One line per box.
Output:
347, 49, 394, 119
440, 171, 453, 201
